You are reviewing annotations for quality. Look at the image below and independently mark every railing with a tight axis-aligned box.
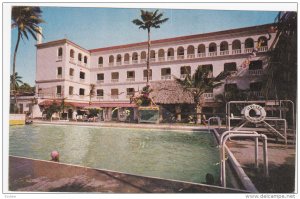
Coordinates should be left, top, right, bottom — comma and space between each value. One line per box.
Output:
161, 75, 171, 80
167, 56, 174, 61
197, 53, 206, 58
111, 79, 119, 83
96, 96, 104, 100
126, 77, 135, 82
220, 50, 229, 56
124, 60, 130, 65
232, 49, 241, 55
158, 57, 165, 62
56, 93, 62, 98
187, 54, 195, 59
108, 62, 114, 67
249, 69, 263, 75
203, 93, 214, 100
258, 46, 268, 52
116, 61, 122, 66
250, 91, 264, 98
97, 80, 104, 84
111, 95, 119, 99
208, 51, 217, 57
245, 48, 254, 53
132, 60, 138, 64
177, 55, 184, 60
143, 76, 152, 81
98, 64, 103, 68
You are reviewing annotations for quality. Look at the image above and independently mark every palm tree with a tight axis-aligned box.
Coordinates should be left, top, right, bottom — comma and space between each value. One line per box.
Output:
132, 9, 169, 85
89, 84, 96, 105
11, 6, 44, 112
175, 66, 229, 123
10, 72, 23, 92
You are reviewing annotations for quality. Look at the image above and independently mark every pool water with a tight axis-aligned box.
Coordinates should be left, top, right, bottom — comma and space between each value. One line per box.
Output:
9, 124, 220, 184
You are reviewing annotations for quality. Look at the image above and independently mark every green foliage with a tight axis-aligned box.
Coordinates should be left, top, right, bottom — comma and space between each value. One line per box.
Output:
88, 108, 100, 117
45, 102, 61, 119
10, 72, 23, 92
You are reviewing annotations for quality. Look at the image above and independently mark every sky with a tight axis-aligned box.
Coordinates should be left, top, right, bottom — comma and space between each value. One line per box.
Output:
10, 6, 279, 85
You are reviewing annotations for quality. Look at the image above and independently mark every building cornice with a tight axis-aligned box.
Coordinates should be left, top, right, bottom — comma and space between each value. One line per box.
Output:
36, 39, 90, 54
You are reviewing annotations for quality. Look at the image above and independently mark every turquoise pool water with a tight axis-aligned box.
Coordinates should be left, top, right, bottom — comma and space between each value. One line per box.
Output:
9, 124, 220, 184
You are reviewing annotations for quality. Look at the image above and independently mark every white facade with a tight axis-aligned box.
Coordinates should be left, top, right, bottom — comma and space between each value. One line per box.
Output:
35, 24, 275, 117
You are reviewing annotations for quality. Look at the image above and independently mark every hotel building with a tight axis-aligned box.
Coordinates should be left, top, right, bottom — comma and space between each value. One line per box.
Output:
34, 23, 275, 122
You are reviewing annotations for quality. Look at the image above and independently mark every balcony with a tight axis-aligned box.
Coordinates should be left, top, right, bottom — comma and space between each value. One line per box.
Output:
158, 57, 165, 62
232, 49, 241, 55
202, 93, 214, 100
258, 46, 268, 52
245, 48, 254, 53
96, 96, 104, 100
116, 61, 122, 66
220, 50, 229, 56
111, 95, 119, 99
143, 76, 152, 81
132, 60, 138, 64
208, 52, 217, 57
126, 78, 135, 82
177, 55, 184, 60
111, 79, 119, 83
56, 93, 63, 98
124, 60, 130, 65
167, 56, 174, 61
109, 62, 114, 67
98, 64, 103, 68
161, 75, 171, 80
187, 54, 195, 59
249, 69, 264, 76
197, 53, 206, 58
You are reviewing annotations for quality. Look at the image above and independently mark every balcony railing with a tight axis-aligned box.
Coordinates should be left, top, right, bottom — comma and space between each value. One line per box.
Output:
249, 69, 264, 76
161, 75, 171, 80
258, 46, 268, 52
220, 50, 229, 56
167, 56, 174, 61
124, 60, 130, 65
208, 52, 217, 57
116, 61, 122, 66
202, 93, 214, 100
98, 64, 103, 68
187, 54, 195, 59
132, 60, 138, 64
126, 77, 135, 82
197, 53, 206, 58
96, 96, 104, 100
56, 93, 63, 98
109, 62, 114, 67
232, 49, 241, 55
111, 95, 119, 99
245, 48, 254, 53
158, 57, 165, 62
111, 79, 119, 83
143, 76, 152, 81
250, 91, 264, 98
177, 55, 184, 60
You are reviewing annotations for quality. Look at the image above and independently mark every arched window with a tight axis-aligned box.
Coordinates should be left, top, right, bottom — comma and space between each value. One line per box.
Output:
98, 57, 103, 64
124, 53, 130, 64
150, 50, 156, 62
187, 45, 195, 58
177, 46, 184, 59
84, 56, 88, 64
116, 54, 122, 65
197, 44, 206, 58
132, 52, 138, 63
58, 47, 63, 57
220, 41, 228, 51
245, 38, 254, 48
208, 43, 217, 52
258, 36, 268, 47
70, 49, 74, 58
158, 49, 165, 61
167, 48, 174, 60
232, 40, 241, 50
78, 53, 82, 62
141, 51, 146, 60
109, 55, 114, 66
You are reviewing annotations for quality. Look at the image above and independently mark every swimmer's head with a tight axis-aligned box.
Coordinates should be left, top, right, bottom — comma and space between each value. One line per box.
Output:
51, 150, 59, 162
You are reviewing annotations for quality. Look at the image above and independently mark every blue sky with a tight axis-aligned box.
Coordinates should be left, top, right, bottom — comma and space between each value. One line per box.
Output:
10, 7, 278, 85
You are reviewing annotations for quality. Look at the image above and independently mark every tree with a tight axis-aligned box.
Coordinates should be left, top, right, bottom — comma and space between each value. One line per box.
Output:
18, 83, 35, 94
263, 12, 297, 102
89, 84, 95, 104
132, 9, 169, 85
10, 72, 23, 93
11, 6, 44, 112
175, 66, 229, 123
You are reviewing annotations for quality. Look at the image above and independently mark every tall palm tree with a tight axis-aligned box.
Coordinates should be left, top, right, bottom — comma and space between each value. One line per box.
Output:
11, 6, 44, 112
132, 9, 169, 85
175, 66, 229, 123
10, 72, 23, 92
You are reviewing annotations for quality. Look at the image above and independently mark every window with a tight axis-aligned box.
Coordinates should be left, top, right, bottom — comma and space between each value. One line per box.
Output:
111, 72, 119, 80
97, 73, 104, 81
209, 43, 217, 52
57, 85, 62, 95
161, 68, 171, 80
143, 69, 152, 80
80, 72, 85, 79
224, 62, 237, 72
84, 56, 88, 64
245, 38, 254, 48
167, 48, 174, 56
177, 47, 184, 55
127, 88, 135, 96
197, 44, 205, 53
220, 41, 229, 51
69, 86, 74, 95
98, 57, 103, 65
127, 71, 135, 78
97, 89, 104, 96
69, 68, 74, 76
111, 89, 119, 99
79, 88, 85, 96
250, 82, 263, 91
116, 54, 122, 62
78, 53, 82, 62
70, 49, 74, 58
225, 84, 238, 92
180, 66, 191, 75
109, 55, 114, 64
132, 52, 138, 61
201, 64, 213, 71
58, 47, 63, 57
249, 60, 263, 70
232, 40, 241, 50
57, 67, 62, 76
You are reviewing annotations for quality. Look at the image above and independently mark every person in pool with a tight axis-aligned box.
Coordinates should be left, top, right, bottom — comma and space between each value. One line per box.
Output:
50, 151, 59, 162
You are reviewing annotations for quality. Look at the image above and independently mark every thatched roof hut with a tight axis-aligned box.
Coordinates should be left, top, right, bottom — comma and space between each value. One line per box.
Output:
150, 81, 194, 104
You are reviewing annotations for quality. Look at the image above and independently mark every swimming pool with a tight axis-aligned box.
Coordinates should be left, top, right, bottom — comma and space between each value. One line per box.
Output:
9, 124, 221, 185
